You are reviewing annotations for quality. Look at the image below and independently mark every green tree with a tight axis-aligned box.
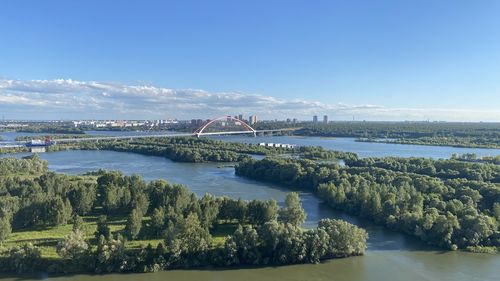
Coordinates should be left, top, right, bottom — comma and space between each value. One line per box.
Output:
151, 207, 166, 236
46, 197, 73, 226
224, 225, 261, 265
370, 192, 383, 222
0, 215, 12, 243
95, 215, 111, 240
303, 228, 329, 263
132, 192, 149, 216
218, 197, 247, 223
71, 213, 84, 232
125, 208, 143, 240
166, 212, 211, 266
199, 194, 219, 229
493, 202, 500, 221
6, 243, 42, 273
56, 229, 89, 260
318, 219, 368, 257
247, 199, 278, 225
278, 192, 306, 226
67, 182, 96, 215
95, 235, 127, 273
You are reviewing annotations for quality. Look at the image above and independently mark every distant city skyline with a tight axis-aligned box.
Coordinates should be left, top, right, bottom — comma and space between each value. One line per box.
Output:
1, 1, 500, 121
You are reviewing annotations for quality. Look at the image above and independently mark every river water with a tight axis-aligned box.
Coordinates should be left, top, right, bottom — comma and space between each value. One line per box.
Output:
1, 130, 500, 158
0, 132, 499, 281
212, 135, 500, 159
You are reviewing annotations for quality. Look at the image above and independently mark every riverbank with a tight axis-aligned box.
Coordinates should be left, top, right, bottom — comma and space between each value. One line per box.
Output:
357, 137, 500, 149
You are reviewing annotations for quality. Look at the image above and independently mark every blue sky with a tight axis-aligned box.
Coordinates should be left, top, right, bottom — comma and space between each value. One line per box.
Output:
0, 0, 499, 120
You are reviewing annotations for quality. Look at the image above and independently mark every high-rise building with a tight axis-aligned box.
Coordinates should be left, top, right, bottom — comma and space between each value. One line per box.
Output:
249, 115, 257, 125
191, 119, 204, 126
323, 115, 328, 123
313, 115, 318, 123
238, 114, 243, 120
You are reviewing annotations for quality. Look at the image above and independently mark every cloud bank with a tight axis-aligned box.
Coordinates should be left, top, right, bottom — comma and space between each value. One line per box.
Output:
0, 78, 498, 121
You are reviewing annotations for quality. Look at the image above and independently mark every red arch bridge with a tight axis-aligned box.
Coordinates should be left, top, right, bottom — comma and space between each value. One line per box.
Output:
0, 116, 298, 152
192, 115, 258, 137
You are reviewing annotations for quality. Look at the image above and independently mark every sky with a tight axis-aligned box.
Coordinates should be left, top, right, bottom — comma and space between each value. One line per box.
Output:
0, 0, 499, 121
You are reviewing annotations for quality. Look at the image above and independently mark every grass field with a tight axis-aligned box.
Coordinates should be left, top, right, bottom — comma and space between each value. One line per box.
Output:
1, 214, 236, 259
0, 162, 237, 260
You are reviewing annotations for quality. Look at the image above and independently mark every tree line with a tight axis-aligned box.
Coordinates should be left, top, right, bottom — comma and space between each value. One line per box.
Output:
294, 146, 358, 161
51, 137, 295, 163
358, 136, 500, 149
236, 157, 500, 252
344, 156, 500, 183
51, 137, 358, 163
254, 121, 500, 149
257, 121, 500, 138
18, 123, 85, 134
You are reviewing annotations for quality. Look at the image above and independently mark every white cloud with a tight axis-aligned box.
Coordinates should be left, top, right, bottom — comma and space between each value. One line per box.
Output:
0, 78, 499, 121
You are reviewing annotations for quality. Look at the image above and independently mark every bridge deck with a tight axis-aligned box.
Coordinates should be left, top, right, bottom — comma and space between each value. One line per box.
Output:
0, 128, 298, 147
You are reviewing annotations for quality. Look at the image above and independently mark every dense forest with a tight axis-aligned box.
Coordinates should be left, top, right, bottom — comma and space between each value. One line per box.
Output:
17, 123, 85, 135
344, 157, 500, 183
294, 146, 358, 161
0, 146, 28, 154
358, 136, 500, 149
0, 156, 367, 273
255, 121, 500, 148
52, 137, 291, 162
257, 121, 500, 138
236, 157, 500, 252
48, 137, 356, 163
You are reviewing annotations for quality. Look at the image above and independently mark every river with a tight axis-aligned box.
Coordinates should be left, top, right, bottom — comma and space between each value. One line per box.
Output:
1, 130, 500, 158
211, 134, 500, 159
0, 132, 499, 281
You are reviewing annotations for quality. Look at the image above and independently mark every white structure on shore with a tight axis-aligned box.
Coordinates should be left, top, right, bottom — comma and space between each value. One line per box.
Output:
259, 142, 295, 149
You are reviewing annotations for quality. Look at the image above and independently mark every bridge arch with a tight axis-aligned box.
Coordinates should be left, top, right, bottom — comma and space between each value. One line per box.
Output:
193, 115, 256, 137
